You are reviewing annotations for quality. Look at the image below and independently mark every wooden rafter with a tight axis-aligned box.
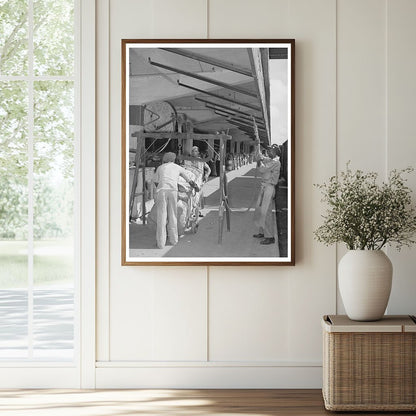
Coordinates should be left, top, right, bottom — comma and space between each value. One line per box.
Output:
160, 48, 253, 77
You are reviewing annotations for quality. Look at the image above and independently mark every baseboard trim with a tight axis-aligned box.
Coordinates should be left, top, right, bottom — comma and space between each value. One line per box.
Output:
96, 360, 321, 368
96, 366, 323, 388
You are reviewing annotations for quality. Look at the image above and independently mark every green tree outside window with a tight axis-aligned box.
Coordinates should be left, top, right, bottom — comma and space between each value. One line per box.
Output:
0, 0, 75, 288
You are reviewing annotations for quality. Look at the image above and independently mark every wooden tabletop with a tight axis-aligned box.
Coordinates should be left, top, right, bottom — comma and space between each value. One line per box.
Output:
322, 315, 416, 333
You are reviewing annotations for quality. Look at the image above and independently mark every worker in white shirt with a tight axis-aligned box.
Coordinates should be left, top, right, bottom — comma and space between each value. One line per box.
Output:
153, 152, 199, 249
253, 146, 281, 245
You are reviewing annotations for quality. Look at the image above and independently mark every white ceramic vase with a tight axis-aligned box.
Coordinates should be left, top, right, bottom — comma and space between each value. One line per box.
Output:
338, 250, 393, 321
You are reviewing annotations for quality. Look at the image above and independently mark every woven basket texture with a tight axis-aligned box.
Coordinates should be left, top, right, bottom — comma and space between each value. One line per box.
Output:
323, 330, 416, 411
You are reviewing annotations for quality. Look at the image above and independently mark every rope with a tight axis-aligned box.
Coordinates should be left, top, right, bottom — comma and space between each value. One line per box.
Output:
137, 138, 172, 164
142, 138, 158, 157
153, 137, 171, 154
205, 140, 220, 159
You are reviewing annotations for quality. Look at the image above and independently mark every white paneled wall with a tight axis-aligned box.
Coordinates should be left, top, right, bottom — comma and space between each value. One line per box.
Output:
386, 0, 416, 314
337, 0, 387, 173
208, 267, 290, 362
95, 0, 416, 388
209, 0, 290, 37
110, 268, 207, 361
335, 0, 388, 312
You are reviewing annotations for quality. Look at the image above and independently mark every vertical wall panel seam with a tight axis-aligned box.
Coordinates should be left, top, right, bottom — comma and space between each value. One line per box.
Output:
206, 0, 209, 39
384, 0, 390, 263
206, 0, 209, 361
385, 0, 389, 179
206, 0, 210, 352
106, 0, 111, 362
335, 0, 339, 314
207, 267, 210, 361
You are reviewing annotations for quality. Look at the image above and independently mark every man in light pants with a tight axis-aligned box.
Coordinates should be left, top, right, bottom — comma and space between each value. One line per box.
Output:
253, 147, 281, 245
153, 152, 198, 249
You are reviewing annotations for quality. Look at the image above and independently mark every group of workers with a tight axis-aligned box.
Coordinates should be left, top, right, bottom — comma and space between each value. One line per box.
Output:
152, 143, 281, 250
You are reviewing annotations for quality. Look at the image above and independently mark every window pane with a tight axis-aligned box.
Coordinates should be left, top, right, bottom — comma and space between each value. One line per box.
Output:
0, 0, 28, 76
33, 80, 74, 359
33, 81, 74, 257
0, 81, 29, 266
0, 81, 28, 359
33, 0, 74, 76
33, 288, 74, 360
0, 289, 28, 359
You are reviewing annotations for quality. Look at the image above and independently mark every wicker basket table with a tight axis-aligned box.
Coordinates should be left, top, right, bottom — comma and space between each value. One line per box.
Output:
322, 315, 416, 411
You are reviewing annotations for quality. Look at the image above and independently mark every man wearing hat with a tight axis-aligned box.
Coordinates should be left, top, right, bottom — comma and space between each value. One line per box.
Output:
153, 152, 198, 249
253, 146, 281, 245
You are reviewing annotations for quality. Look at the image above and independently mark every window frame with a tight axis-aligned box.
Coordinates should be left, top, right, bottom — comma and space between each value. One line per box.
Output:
0, 0, 96, 388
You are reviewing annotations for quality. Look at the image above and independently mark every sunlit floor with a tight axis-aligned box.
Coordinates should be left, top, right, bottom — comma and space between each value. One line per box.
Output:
0, 389, 412, 416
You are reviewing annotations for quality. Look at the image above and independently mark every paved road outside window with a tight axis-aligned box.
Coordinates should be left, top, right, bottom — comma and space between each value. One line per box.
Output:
0, 288, 74, 360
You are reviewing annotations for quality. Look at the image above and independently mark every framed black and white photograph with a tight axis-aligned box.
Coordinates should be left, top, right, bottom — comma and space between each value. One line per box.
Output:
122, 39, 295, 265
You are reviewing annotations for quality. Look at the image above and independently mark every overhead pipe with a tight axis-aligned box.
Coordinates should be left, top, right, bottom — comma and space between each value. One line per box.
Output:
212, 110, 254, 134
213, 111, 266, 132
194, 97, 264, 123
177, 81, 262, 112
227, 119, 267, 136
227, 120, 256, 132
149, 58, 257, 98
226, 121, 255, 137
207, 104, 265, 126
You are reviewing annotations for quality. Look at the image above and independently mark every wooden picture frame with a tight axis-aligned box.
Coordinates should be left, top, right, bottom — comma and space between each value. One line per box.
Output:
122, 39, 295, 265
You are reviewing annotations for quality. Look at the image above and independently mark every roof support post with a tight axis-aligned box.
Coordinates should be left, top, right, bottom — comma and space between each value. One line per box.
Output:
248, 48, 271, 144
